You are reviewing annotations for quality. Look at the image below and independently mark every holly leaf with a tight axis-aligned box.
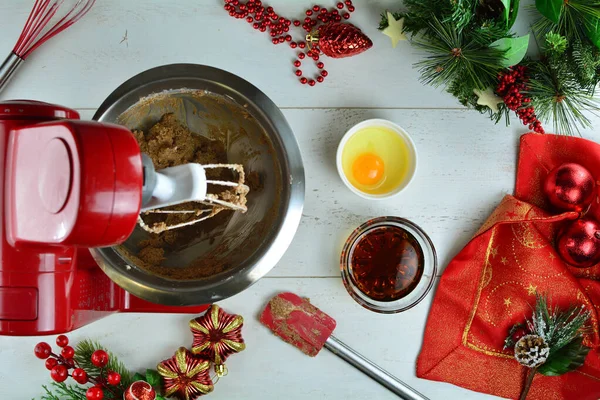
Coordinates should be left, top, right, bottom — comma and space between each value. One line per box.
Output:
132, 372, 145, 382
584, 16, 600, 49
491, 35, 530, 67
507, 0, 520, 29
538, 338, 591, 376
146, 369, 161, 388
536, 0, 563, 24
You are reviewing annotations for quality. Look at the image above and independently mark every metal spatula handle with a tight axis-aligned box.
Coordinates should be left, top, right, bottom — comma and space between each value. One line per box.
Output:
324, 336, 429, 400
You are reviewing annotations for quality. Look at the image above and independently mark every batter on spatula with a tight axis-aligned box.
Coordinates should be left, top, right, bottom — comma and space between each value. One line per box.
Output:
260, 292, 336, 357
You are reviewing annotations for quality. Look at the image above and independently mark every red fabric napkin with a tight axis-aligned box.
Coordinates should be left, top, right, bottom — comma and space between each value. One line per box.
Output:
417, 133, 600, 400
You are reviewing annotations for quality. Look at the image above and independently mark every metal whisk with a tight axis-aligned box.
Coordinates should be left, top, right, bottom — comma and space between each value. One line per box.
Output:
0, 0, 95, 92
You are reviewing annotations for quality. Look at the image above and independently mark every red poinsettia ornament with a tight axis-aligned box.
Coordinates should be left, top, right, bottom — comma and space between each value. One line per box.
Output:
190, 305, 246, 369
308, 22, 372, 58
157, 347, 213, 400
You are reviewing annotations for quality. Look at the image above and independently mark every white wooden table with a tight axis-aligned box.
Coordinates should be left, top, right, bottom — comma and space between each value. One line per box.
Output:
1, 1, 599, 399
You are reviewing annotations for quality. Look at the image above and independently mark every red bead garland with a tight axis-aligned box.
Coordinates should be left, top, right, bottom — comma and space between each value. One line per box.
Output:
496, 66, 545, 134
223, 0, 357, 86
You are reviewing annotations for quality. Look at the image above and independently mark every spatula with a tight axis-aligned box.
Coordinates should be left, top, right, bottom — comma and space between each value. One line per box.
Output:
260, 292, 429, 400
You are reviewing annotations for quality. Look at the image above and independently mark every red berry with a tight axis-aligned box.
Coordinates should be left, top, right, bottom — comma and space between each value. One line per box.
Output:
91, 350, 109, 368
343, 13, 350, 19
34, 342, 52, 359
348, 5, 355, 12
107, 371, 121, 386
45, 358, 58, 370
56, 335, 69, 348
72, 368, 88, 384
337, 2, 344, 9
298, 53, 306, 59
295, 70, 302, 76
345, 0, 352, 5
308, 80, 316, 86
306, 10, 313, 16
61, 345, 75, 359
300, 77, 308, 84
313, 5, 320, 11
293, 60, 301, 67
298, 42, 306, 49
293, 20, 301, 26
51, 365, 68, 383
86, 386, 104, 400
317, 76, 324, 83
317, 62, 324, 69
320, 7, 327, 13
321, 70, 328, 77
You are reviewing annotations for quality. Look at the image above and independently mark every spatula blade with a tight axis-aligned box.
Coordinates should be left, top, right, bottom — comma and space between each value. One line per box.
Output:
260, 292, 337, 357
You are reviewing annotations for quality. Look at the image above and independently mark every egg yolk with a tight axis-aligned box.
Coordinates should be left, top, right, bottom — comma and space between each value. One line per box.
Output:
352, 153, 385, 186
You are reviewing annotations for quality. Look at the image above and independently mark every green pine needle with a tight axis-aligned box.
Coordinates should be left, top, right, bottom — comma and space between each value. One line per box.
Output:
413, 17, 506, 90
528, 59, 599, 135
533, 0, 600, 43
39, 383, 87, 400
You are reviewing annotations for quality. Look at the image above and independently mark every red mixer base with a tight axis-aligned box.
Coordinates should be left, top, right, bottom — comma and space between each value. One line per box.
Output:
0, 250, 208, 337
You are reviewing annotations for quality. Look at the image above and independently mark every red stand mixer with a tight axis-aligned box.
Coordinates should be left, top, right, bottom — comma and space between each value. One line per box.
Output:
0, 100, 212, 336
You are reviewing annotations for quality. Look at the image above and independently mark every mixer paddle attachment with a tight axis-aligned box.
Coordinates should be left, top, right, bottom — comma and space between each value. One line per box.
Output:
139, 155, 249, 234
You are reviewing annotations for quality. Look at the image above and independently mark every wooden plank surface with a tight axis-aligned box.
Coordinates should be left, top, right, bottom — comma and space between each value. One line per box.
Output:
0, 1, 599, 399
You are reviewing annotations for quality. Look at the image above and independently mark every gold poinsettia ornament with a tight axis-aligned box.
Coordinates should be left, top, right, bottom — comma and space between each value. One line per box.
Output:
157, 347, 214, 400
189, 304, 246, 376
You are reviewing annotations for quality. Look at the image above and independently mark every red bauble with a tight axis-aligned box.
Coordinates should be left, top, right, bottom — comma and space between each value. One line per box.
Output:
107, 371, 121, 386
34, 342, 52, 359
72, 368, 88, 384
61, 345, 75, 359
90, 350, 109, 367
45, 358, 58, 370
123, 381, 157, 400
557, 218, 600, 268
86, 386, 104, 400
56, 335, 69, 348
314, 22, 372, 58
544, 163, 596, 212
50, 365, 68, 383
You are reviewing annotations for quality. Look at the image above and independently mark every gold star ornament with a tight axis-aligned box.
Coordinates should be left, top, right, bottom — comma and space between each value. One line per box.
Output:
527, 284, 537, 296
382, 12, 407, 48
473, 87, 504, 113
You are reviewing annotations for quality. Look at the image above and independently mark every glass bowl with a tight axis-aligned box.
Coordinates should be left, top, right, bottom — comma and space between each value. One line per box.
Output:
340, 216, 437, 313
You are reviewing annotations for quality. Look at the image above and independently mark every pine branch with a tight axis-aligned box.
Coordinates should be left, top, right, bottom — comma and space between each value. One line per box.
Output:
38, 383, 86, 400
413, 16, 507, 90
533, 0, 600, 43
74, 340, 133, 389
527, 59, 599, 135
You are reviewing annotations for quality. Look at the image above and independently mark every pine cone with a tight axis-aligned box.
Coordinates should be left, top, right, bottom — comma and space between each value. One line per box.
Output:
514, 334, 550, 368
316, 23, 372, 59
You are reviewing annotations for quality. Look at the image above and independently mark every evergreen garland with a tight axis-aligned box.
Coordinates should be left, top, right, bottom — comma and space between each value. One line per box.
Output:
380, 0, 600, 135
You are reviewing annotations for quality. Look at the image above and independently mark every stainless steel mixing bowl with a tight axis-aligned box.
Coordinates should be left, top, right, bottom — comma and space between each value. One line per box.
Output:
91, 64, 304, 306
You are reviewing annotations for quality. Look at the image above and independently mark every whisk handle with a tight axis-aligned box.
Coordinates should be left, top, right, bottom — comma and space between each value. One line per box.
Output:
0, 52, 24, 94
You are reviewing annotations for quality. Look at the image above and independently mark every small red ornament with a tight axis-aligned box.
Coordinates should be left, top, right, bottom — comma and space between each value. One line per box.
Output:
544, 163, 596, 212
190, 304, 246, 366
91, 350, 109, 367
50, 364, 68, 383
56, 335, 69, 348
45, 358, 58, 370
557, 218, 600, 268
86, 386, 104, 400
107, 371, 121, 386
61, 345, 75, 359
309, 22, 372, 58
72, 368, 88, 384
34, 342, 52, 359
157, 347, 214, 400
124, 381, 156, 400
